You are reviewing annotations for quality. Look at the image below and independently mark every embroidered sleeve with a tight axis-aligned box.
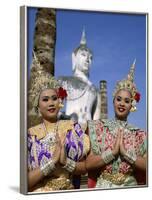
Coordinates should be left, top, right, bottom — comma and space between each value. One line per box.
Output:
88, 120, 104, 155
136, 130, 147, 156
64, 122, 87, 161
27, 132, 52, 171
27, 133, 35, 171
83, 134, 90, 156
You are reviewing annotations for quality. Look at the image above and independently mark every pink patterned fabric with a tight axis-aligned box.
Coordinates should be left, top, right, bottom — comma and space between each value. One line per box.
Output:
89, 119, 146, 175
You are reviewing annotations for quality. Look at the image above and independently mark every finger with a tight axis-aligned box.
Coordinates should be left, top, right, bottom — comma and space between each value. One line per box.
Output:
56, 135, 62, 147
120, 129, 124, 144
118, 128, 122, 136
117, 129, 121, 141
115, 136, 120, 149
62, 134, 67, 144
55, 132, 60, 141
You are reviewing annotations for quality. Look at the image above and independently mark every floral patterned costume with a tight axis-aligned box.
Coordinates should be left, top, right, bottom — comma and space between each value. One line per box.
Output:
28, 120, 90, 192
88, 119, 147, 188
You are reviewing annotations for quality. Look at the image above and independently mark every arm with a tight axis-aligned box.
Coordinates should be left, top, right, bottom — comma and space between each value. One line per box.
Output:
119, 129, 147, 171
134, 153, 147, 171
134, 131, 147, 171
86, 132, 120, 171
85, 151, 106, 171
73, 160, 87, 175
28, 168, 44, 190
27, 134, 43, 190
28, 133, 61, 191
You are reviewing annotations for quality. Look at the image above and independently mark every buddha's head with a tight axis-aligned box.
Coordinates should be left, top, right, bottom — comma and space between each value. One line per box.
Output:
72, 29, 93, 76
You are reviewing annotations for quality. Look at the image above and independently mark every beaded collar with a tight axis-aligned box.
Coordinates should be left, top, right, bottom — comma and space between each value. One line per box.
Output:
102, 118, 139, 135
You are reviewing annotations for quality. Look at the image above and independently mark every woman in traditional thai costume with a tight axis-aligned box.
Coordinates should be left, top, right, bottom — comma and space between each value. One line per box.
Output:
86, 60, 147, 188
28, 73, 90, 192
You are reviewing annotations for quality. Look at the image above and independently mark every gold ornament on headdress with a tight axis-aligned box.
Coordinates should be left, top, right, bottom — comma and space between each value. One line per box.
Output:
113, 59, 141, 112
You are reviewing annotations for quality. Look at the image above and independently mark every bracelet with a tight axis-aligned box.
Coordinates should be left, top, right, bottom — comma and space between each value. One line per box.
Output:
123, 151, 137, 165
40, 159, 55, 176
63, 158, 76, 173
102, 149, 115, 164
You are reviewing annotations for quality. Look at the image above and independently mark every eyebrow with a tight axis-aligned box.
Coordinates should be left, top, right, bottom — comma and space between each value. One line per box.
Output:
116, 96, 131, 99
41, 95, 57, 98
40, 95, 47, 98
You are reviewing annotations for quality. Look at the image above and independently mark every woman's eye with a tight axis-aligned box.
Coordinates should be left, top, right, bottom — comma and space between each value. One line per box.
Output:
125, 99, 130, 104
42, 98, 48, 102
116, 97, 121, 101
52, 96, 58, 101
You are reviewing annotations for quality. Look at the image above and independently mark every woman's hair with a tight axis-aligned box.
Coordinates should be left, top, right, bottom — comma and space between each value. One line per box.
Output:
29, 73, 61, 113
28, 54, 67, 115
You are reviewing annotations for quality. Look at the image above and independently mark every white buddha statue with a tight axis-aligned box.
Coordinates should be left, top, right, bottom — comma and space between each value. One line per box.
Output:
58, 30, 101, 129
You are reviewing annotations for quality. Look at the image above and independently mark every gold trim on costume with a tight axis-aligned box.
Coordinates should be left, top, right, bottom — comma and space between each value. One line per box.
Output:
101, 170, 130, 185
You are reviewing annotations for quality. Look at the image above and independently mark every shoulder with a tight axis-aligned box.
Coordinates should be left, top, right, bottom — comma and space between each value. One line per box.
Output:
58, 76, 88, 89
88, 119, 107, 127
58, 76, 81, 85
87, 120, 105, 137
28, 124, 45, 140
59, 119, 74, 125
58, 120, 74, 132
60, 120, 84, 133
126, 123, 144, 132
83, 134, 90, 155
135, 128, 147, 138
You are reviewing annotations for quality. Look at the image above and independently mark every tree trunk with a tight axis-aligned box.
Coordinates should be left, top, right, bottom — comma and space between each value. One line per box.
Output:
33, 8, 56, 75
28, 8, 56, 128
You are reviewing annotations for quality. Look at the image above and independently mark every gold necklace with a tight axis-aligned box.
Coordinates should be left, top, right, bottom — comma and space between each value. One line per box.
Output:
42, 121, 59, 134
41, 121, 59, 145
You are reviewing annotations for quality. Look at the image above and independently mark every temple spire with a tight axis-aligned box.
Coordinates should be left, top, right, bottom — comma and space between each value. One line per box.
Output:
80, 28, 86, 45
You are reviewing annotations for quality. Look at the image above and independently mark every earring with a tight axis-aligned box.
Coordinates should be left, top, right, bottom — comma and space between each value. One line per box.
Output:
130, 100, 137, 112
59, 103, 64, 108
130, 106, 137, 112
37, 108, 42, 117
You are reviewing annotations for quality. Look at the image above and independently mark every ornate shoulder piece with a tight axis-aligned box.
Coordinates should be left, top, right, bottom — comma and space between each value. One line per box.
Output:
126, 123, 140, 131
88, 120, 102, 155
88, 119, 101, 126
100, 119, 117, 132
28, 124, 46, 140
101, 119, 110, 125
58, 120, 73, 133
83, 134, 90, 156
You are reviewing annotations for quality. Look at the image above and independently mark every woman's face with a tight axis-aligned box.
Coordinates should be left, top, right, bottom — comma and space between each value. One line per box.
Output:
38, 89, 60, 121
114, 89, 132, 121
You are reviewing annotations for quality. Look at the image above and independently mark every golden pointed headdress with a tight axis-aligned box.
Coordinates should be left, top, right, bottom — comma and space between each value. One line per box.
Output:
28, 52, 67, 114
113, 59, 141, 112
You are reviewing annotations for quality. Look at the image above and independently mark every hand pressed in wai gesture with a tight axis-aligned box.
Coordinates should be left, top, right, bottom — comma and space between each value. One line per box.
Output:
59, 137, 67, 166
119, 129, 126, 156
112, 129, 126, 157
52, 132, 61, 164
